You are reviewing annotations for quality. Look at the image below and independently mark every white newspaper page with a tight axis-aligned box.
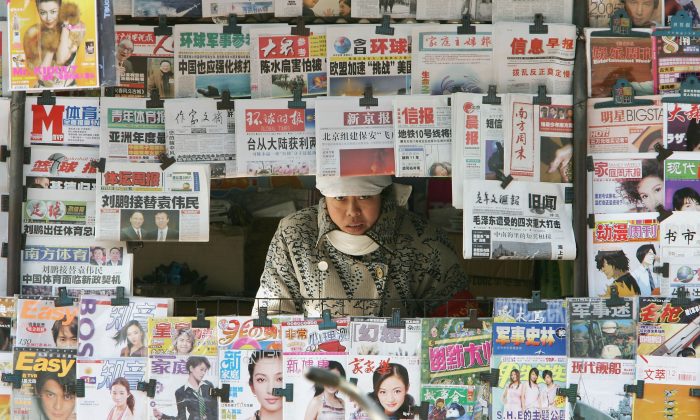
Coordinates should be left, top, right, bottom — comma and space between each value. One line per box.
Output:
393, 96, 452, 177
24, 97, 101, 147
164, 98, 236, 178
203, 0, 274, 16
410, 24, 494, 95
352, 0, 417, 18
100, 97, 166, 163
326, 24, 411, 96
315, 96, 395, 177
114, 0, 132, 15
416, 0, 470, 20
494, 22, 576, 94
25, 145, 98, 191
274, 0, 346, 17
503, 93, 574, 183
96, 162, 210, 242
23, 189, 96, 239
491, 0, 573, 23
235, 98, 316, 176
588, 96, 663, 153
462, 179, 575, 260
249, 26, 327, 99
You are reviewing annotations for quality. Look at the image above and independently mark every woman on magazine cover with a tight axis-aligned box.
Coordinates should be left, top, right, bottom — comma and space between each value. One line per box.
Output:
618, 159, 664, 213
107, 377, 135, 420
522, 368, 541, 411
540, 370, 559, 410
113, 320, 147, 357
304, 361, 346, 420
153, 356, 217, 420
367, 363, 415, 420
247, 350, 283, 420
33, 370, 77, 420
501, 368, 524, 416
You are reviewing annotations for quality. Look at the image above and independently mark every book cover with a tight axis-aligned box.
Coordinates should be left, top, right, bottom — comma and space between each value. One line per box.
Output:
567, 358, 635, 419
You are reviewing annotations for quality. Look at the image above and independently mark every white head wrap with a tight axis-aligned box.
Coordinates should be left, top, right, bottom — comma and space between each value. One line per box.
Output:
316, 176, 392, 197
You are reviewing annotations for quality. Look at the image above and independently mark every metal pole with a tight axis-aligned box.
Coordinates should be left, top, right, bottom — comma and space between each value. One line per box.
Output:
7, 91, 25, 296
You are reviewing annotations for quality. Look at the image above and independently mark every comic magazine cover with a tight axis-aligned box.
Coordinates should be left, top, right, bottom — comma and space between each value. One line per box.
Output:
147, 316, 217, 356
633, 355, 700, 419
493, 298, 567, 325
567, 358, 636, 419
568, 297, 637, 360
77, 358, 148, 419
78, 295, 172, 358
421, 318, 492, 419
15, 297, 79, 350
637, 297, 700, 357
350, 317, 421, 356
0, 297, 15, 351
0, 352, 12, 417
11, 347, 77, 419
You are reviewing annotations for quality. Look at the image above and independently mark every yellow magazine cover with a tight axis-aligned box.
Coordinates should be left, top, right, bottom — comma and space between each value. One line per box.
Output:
147, 316, 217, 356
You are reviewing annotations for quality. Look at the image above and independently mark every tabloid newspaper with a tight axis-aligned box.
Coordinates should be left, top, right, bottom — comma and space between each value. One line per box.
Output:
281, 318, 349, 420
234, 98, 316, 177
503, 94, 573, 183
15, 297, 79, 350
491, 0, 573, 23
450, 92, 504, 209
315, 96, 395, 177
393, 96, 452, 178
663, 152, 700, 211
132, 0, 202, 17
410, 24, 494, 96
566, 358, 636, 419
420, 318, 492, 419
664, 101, 700, 152
326, 25, 411, 96
22, 189, 96, 239
108, 25, 174, 98
202, 0, 274, 16
21, 238, 133, 297
95, 162, 210, 242
24, 96, 101, 147
77, 295, 172, 358
249, 25, 327, 99
0, 297, 15, 351
493, 22, 576, 95
100, 97, 166, 163
351, 0, 417, 19
462, 180, 576, 260
659, 211, 700, 298
568, 297, 637, 360
7, 0, 100, 90
25, 145, 98, 191
415, 0, 472, 20
653, 30, 700, 95
587, 96, 663, 153
633, 355, 700, 418
165, 98, 236, 178
585, 28, 654, 98
76, 358, 149, 419
586, 213, 661, 298
274, 0, 347, 17
637, 297, 700, 358
0, 352, 11, 417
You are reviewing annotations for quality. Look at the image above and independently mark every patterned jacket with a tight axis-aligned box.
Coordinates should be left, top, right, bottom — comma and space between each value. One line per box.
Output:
253, 186, 468, 317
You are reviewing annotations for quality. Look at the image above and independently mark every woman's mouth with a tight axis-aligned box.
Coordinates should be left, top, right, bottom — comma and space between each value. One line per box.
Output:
265, 398, 280, 404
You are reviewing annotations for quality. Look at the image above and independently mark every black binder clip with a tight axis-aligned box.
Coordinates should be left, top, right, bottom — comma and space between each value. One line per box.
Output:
21, 185, 27, 202
66, 379, 85, 398
624, 380, 645, 399
288, 84, 306, 109
137, 379, 157, 398
0, 146, 8, 162
1, 195, 8, 212
253, 306, 273, 327
154, 14, 172, 36
90, 158, 106, 173
654, 143, 673, 162
527, 291, 547, 311
1, 243, 8, 258
349, 377, 358, 386
653, 263, 670, 278
690, 388, 700, 397
158, 152, 176, 170
291, 16, 310, 36
318, 309, 337, 330
23, 147, 32, 165
1, 373, 21, 389
564, 186, 574, 204
586, 156, 594, 172
464, 308, 483, 329
605, 285, 626, 307
359, 85, 378, 108
209, 384, 231, 402
37, 90, 56, 106
111, 286, 129, 307
493, 169, 513, 189
272, 384, 294, 401
54, 287, 73, 307
217, 90, 235, 110
533, 85, 551, 105
191, 308, 210, 328
147, 89, 164, 109
457, 13, 476, 35
411, 401, 430, 420
479, 368, 499, 387
671, 286, 691, 307
223, 14, 242, 35
529, 13, 548, 34
20, 233, 27, 251
594, 79, 654, 109
653, 10, 697, 37
386, 308, 406, 329
662, 76, 700, 104
556, 384, 578, 403
376, 14, 394, 36
655, 204, 673, 223
482, 85, 501, 105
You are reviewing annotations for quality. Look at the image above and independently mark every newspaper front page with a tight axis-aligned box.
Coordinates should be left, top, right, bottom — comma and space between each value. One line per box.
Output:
100, 97, 166, 163
491, 0, 573, 23
587, 96, 663, 153
23, 189, 96, 239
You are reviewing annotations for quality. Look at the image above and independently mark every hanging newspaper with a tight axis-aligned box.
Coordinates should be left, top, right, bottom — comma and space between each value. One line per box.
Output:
450, 92, 504, 209
203, 0, 274, 15
462, 180, 576, 259
23, 189, 95, 239
108, 25, 174, 98
494, 22, 576, 94
587, 96, 663, 153
415, 0, 472, 20
24, 96, 101, 147
95, 162, 210, 242
25, 145, 98, 191
664, 153, 700, 211
165, 98, 236, 178
100, 97, 166, 163
503, 93, 573, 183
249, 26, 327, 99
638, 297, 700, 357
567, 358, 636, 419
633, 355, 700, 418
587, 153, 663, 214
664, 101, 700, 152
653, 25, 700, 95
273, 0, 347, 17
411, 24, 494, 96
77, 358, 149, 419
15, 297, 78, 349
568, 297, 637, 359
585, 28, 654, 97
393, 96, 452, 177
315, 96, 395, 177
326, 24, 411, 96
351, 0, 417, 18
7, 0, 99, 90
234, 98, 316, 176
659, 211, 700, 297
150, 355, 220, 419
132, 0, 202, 17
491, 0, 573, 23
173, 24, 252, 98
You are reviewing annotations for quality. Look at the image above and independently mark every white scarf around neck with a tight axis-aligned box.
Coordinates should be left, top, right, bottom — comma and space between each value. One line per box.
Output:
326, 230, 379, 256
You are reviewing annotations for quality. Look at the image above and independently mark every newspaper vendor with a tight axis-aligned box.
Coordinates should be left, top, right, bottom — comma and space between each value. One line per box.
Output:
253, 175, 468, 316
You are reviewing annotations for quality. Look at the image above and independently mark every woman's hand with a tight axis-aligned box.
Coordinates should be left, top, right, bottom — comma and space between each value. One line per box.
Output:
153, 408, 163, 419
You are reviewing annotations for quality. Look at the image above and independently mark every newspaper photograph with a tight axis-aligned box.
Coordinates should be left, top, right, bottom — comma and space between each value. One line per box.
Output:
585, 28, 654, 97
326, 24, 411, 96
100, 97, 166, 163
587, 213, 660, 298
415, 0, 471, 20
273, 0, 348, 17
249, 25, 327, 99
494, 22, 576, 94
25, 145, 98, 191
654, 31, 700, 95
587, 153, 663, 214
23, 189, 95, 239
351, 0, 417, 18
7, 0, 99, 90
664, 153, 700, 211
95, 162, 210, 242
132, 0, 202, 17
393, 96, 452, 177
410, 24, 494, 96
587, 96, 663, 153
24, 96, 101, 147
315, 96, 395, 177
656, 255, 700, 298
567, 358, 636, 419
504, 93, 574, 183
108, 25, 174, 98
203, 0, 274, 16
165, 97, 236, 178
235, 98, 316, 176
664, 101, 700, 152
491, 0, 573, 23
77, 358, 149, 420
462, 179, 575, 259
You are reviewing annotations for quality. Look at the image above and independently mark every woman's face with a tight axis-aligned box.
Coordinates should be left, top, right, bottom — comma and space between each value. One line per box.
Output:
529, 371, 538, 382
110, 384, 129, 407
175, 332, 194, 354
681, 197, 700, 211
250, 357, 283, 413
510, 370, 518, 381
324, 368, 341, 394
127, 324, 143, 347
37, 1, 60, 29
339, 0, 350, 16
326, 195, 381, 235
39, 379, 76, 420
377, 375, 407, 414
544, 375, 553, 386
637, 176, 663, 211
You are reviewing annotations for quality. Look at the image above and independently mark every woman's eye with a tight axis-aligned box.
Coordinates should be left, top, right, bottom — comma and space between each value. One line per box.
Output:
359, 195, 370, 200
334, 196, 345, 201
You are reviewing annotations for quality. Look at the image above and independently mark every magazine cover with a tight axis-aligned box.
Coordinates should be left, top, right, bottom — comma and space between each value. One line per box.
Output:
7, 0, 99, 90
147, 316, 217, 356
23, 96, 101, 147
22, 188, 95, 239
665, 0, 700, 25
78, 295, 172, 358
350, 317, 421, 356
567, 358, 636, 419
569, 297, 637, 359
99, 97, 166, 163
15, 297, 78, 349
664, 153, 700, 211
653, 29, 700, 95
493, 298, 567, 324
587, 96, 663, 153
663, 101, 700, 152
132, 0, 202, 17
0, 352, 11, 417
0, 297, 15, 351
493, 322, 567, 356
421, 383, 489, 420
637, 297, 700, 357
633, 355, 700, 419
217, 315, 290, 351
77, 358, 148, 419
